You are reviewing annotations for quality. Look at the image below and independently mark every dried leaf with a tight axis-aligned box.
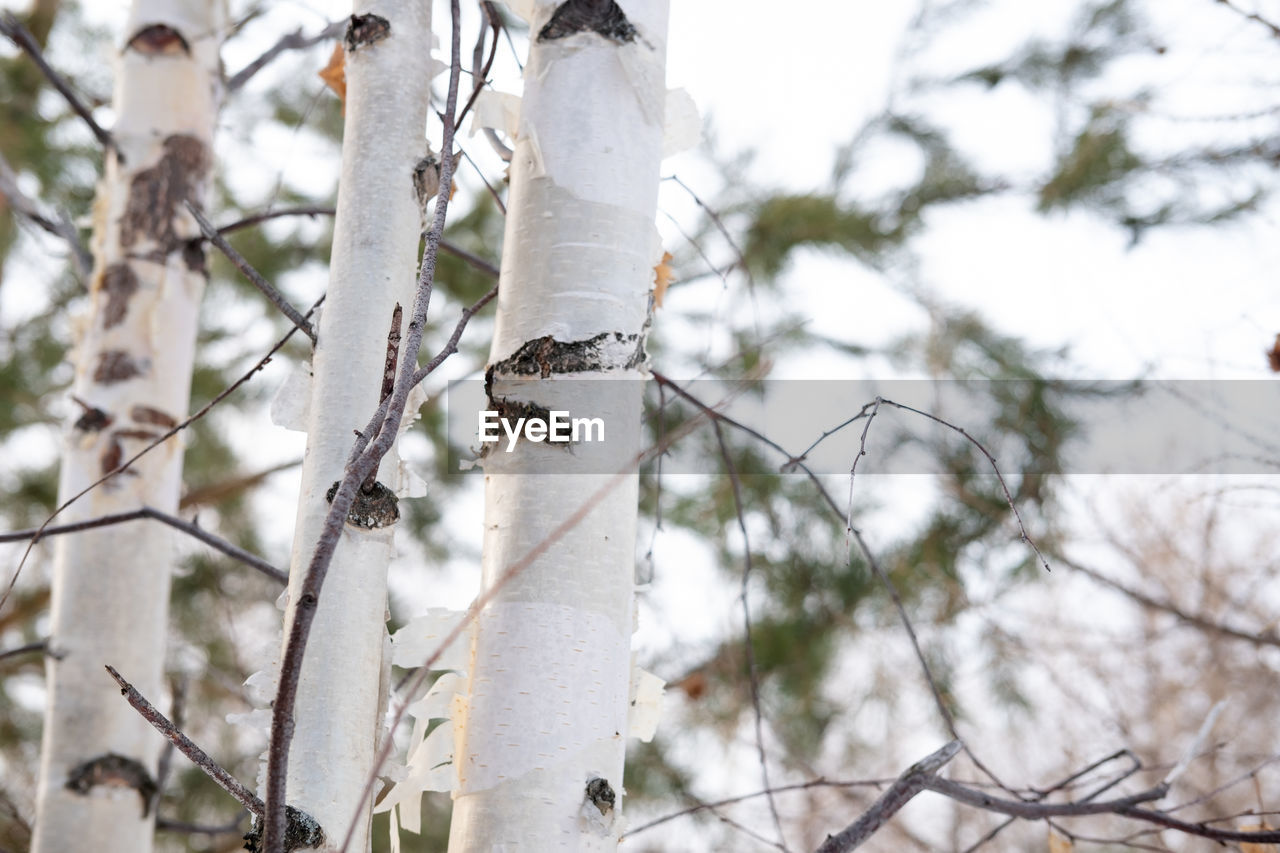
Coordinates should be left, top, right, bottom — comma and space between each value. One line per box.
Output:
1240, 823, 1277, 853
1048, 828, 1073, 853
653, 251, 674, 308
318, 42, 346, 101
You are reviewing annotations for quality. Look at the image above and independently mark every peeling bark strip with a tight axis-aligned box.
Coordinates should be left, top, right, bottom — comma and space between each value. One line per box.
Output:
538, 0, 637, 43
120, 134, 210, 251
344, 13, 390, 51
94, 349, 146, 383
64, 753, 157, 815
99, 263, 138, 329
492, 332, 644, 379
324, 480, 399, 529
242, 806, 324, 853
126, 23, 190, 56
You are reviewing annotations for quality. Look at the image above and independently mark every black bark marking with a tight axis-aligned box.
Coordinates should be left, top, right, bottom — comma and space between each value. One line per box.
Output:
538, 0, 637, 43
113, 428, 161, 441
325, 480, 400, 529
100, 435, 123, 475
99, 263, 138, 329
121, 134, 210, 251
242, 805, 325, 852
182, 237, 206, 272
493, 332, 644, 379
585, 776, 616, 816
73, 402, 113, 433
94, 350, 146, 384
65, 753, 157, 815
127, 23, 190, 56
130, 404, 178, 428
344, 13, 391, 51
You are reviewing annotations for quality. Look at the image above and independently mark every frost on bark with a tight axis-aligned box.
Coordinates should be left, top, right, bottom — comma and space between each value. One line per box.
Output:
447, 0, 670, 849
267, 0, 433, 848
31, 1, 225, 851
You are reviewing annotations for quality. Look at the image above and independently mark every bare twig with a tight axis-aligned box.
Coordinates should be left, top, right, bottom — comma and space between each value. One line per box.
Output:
0, 506, 287, 584
105, 665, 264, 816
454, 0, 501, 133
0, 640, 57, 664
1214, 0, 1280, 37
151, 676, 187, 815
0, 13, 114, 152
216, 206, 336, 236
439, 237, 501, 279
1, 297, 321, 614
409, 282, 498, 384
711, 419, 788, 850
264, 1, 467, 848
816, 740, 962, 853
0, 149, 92, 278
186, 202, 317, 342
1060, 554, 1280, 649
226, 20, 345, 92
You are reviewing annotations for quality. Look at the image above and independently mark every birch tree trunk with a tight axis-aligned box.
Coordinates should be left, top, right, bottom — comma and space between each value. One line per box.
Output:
31, 1, 224, 850
273, 1, 432, 847
448, 1, 669, 848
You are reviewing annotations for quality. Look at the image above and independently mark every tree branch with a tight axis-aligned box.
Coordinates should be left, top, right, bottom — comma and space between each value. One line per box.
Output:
186, 202, 317, 343
225, 20, 345, 92
105, 665, 264, 816
0, 149, 92, 278
816, 740, 962, 853
0, 13, 114, 152
0, 506, 287, 584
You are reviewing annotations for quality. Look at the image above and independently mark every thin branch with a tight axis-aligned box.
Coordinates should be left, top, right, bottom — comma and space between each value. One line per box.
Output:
409, 282, 498, 384
186, 202, 317, 343
265, 1, 467, 848
226, 20, 345, 92
0, 639, 57, 664
1214, 0, 1280, 38
1, 297, 321, 614
0, 506, 287, 584
711, 419, 788, 851
453, 0, 501, 133
439, 238, 500, 278
0, 13, 114, 152
1060, 554, 1280, 649
216, 205, 335, 236
151, 676, 187, 815
816, 740, 962, 853
180, 458, 302, 509
105, 665, 264, 817
0, 149, 92, 278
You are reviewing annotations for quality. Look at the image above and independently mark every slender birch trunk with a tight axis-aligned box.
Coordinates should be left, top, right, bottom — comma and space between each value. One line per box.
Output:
274, 1, 432, 847
31, 1, 224, 850
448, 2, 669, 848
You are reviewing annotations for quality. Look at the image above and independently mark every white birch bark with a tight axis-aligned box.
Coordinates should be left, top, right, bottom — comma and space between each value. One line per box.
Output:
447, 1, 669, 849
31, 2, 224, 850
274, 1, 432, 848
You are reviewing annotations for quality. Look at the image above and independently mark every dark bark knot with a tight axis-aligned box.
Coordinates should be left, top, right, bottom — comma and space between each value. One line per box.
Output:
121, 134, 210, 252
65, 753, 157, 816
585, 776, 616, 816
243, 805, 325, 853
493, 332, 642, 380
345, 13, 391, 51
94, 349, 147, 384
127, 23, 189, 56
538, 0, 637, 43
326, 480, 400, 529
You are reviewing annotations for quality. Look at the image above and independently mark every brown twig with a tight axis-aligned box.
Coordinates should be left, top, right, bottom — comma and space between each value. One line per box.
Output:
216, 206, 336, 236
226, 20, 346, 92
0, 640, 57, 664
0, 506, 287, 584
711, 419, 788, 851
263, 1, 466, 848
186, 202, 317, 343
105, 665, 264, 816
1, 296, 321, 615
0, 13, 114, 153
1214, 0, 1280, 37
